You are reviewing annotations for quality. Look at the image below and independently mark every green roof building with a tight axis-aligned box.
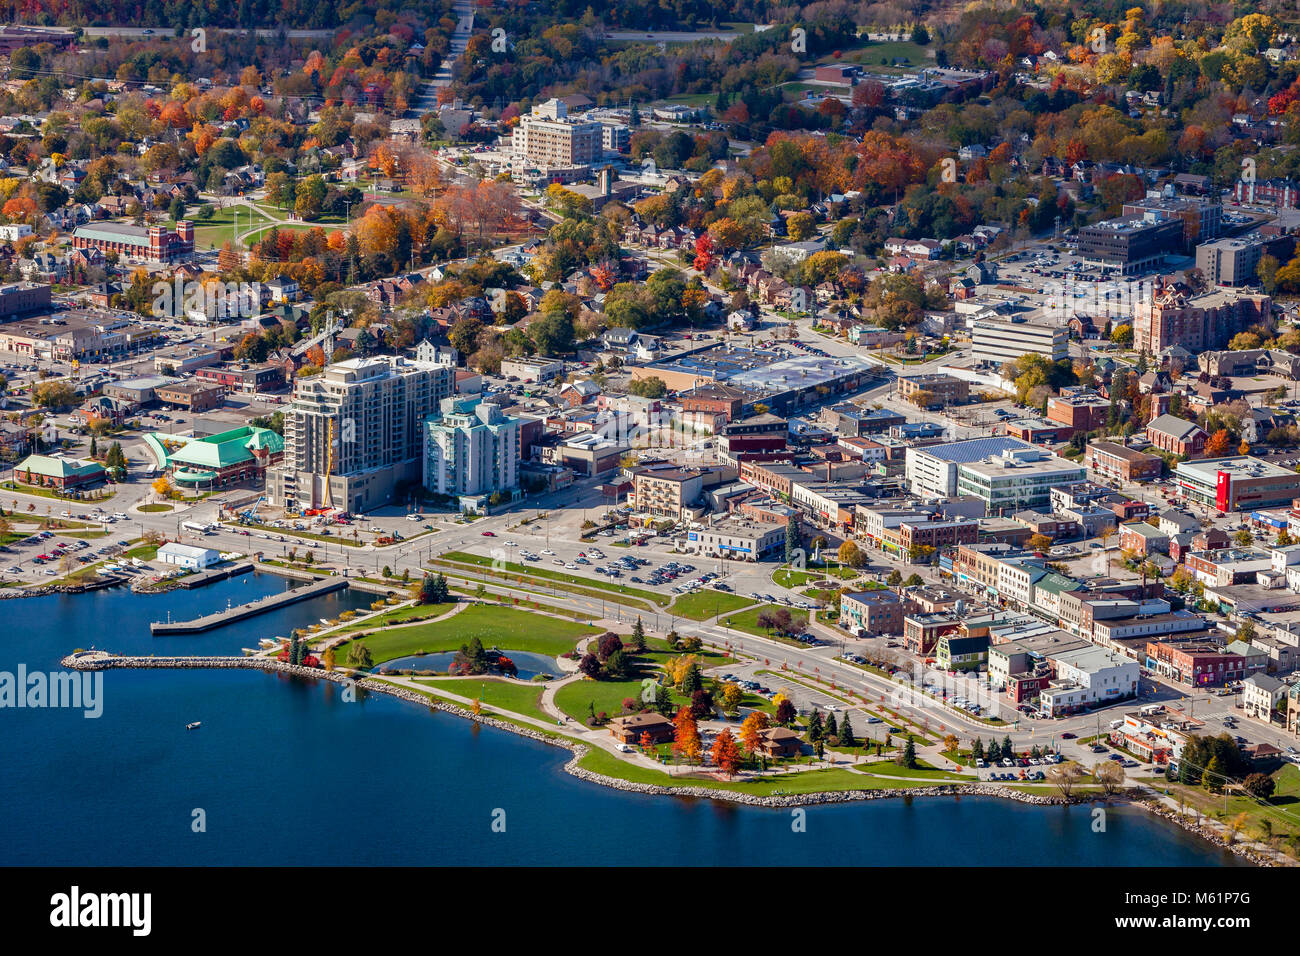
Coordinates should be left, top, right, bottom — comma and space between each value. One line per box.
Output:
148, 426, 284, 487
15, 454, 106, 489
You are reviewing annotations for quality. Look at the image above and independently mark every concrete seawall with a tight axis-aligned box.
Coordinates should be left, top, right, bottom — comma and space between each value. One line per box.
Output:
148, 576, 348, 634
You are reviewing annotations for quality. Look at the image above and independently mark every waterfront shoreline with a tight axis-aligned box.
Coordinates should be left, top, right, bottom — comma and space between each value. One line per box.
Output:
60, 650, 1277, 863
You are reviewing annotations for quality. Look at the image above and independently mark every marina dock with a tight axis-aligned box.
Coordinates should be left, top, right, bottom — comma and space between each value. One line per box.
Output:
175, 562, 254, 590
150, 576, 348, 634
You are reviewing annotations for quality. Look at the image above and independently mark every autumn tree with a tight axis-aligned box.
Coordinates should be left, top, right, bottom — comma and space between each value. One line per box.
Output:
739, 710, 770, 755
1204, 429, 1232, 458
672, 707, 702, 765
711, 729, 742, 779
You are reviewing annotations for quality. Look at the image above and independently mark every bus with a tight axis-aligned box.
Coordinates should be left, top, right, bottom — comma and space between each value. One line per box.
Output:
181, 521, 214, 535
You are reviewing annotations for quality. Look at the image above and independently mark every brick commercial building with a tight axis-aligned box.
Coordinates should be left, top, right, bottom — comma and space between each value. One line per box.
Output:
71, 221, 194, 265
155, 380, 225, 412
679, 383, 746, 422
13, 454, 105, 490
0, 282, 52, 318
194, 363, 283, 394
897, 373, 968, 408
1121, 196, 1223, 248
717, 413, 788, 464
1174, 456, 1300, 512
1146, 414, 1207, 458
1144, 639, 1265, 687
840, 589, 905, 636
1085, 441, 1163, 482
1046, 388, 1111, 435
903, 611, 960, 655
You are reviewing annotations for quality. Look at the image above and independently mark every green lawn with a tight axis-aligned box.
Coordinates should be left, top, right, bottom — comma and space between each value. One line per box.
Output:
334, 601, 454, 633
772, 564, 860, 588
669, 588, 755, 620
575, 748, 949, 793
554, 672, 685, 723
417, 677, 551, 723
335, 604, 598, 667
720, 604, 809, 642
138, 503, 173, 512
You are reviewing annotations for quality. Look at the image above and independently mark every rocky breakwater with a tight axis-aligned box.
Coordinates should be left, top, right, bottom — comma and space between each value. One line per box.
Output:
53, 652, 1143, 816
1142, 799, 1285, 867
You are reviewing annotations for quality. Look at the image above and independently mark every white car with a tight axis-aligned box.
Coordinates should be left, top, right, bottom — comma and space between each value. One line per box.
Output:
541, 549, 555, 555
112, 513, 127, 520
616, 743, 634, 753
405, 513, 422, 521
505, 540, 517, 546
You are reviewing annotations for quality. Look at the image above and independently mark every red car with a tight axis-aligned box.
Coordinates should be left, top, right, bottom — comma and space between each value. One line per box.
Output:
480, 531, 496, 536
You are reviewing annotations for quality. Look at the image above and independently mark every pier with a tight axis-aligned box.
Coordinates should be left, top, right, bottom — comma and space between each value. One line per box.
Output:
149, 576, 348, 634
175, 562, 255, 590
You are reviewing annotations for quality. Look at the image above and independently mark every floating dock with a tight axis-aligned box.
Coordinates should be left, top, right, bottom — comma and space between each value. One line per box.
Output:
150, 577, 348, 634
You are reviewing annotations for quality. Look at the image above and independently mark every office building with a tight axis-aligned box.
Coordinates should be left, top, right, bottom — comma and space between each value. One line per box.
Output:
905, 436, 1033, 499
955, 447, 1087, 514
511, 99, 603, 169
1195, 233, 1293, 287
1077, 213, 1183, 275
970, 316, 1067, 365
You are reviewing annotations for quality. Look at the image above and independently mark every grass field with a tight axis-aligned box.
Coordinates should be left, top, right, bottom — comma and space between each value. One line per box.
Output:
575, 748, 948, 793
335, 604, 598, 667
669, 588, 755, 620
417, 677, 551, 723
720, 604, 809, 642
1160, 763, 1300, 850
138, 504, 173, 512
334, 601, 454, 633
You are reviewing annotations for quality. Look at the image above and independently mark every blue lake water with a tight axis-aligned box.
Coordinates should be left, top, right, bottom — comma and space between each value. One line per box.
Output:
0, 578, 1244, 866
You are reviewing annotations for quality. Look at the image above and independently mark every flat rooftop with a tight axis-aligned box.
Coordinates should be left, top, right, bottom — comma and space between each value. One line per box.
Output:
1177, 455, 1298, 482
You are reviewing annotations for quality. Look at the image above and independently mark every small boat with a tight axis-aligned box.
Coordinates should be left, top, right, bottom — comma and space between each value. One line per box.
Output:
319, 618, 331, 626
186, 721, 201, 730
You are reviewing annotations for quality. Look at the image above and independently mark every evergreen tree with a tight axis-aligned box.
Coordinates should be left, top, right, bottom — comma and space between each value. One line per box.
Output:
654, 682, 672, 717
825, 712, 838, 739
839, 713, 855, 747
630, 616, 646, 652
681, 662, 703, 695
89, 435, 98, 458
807, 710, 824, 742
1002, 735, 1014, 758
900, 736, 918, 769
784, 517, 800, 562
986, 739, 1000, 762
972, 738, 985, 761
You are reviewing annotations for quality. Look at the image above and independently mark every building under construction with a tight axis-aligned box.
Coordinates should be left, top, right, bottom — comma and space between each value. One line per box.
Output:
265, 355, 454, 513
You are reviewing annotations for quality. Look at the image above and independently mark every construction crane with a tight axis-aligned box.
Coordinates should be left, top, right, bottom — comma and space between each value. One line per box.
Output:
291, 310, 342, 361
